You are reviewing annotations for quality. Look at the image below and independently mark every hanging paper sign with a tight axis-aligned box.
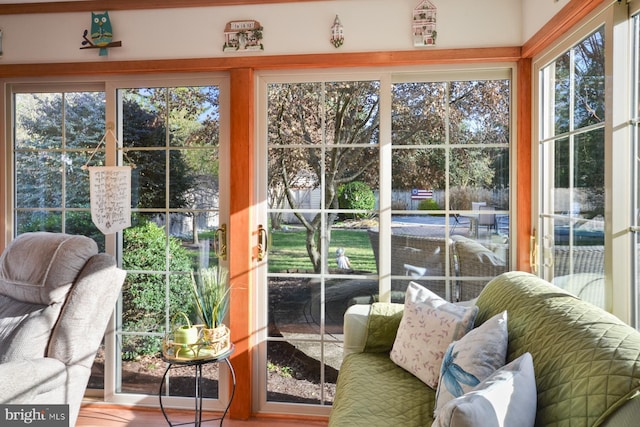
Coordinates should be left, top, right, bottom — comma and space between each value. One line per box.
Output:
89, 166, 131, 235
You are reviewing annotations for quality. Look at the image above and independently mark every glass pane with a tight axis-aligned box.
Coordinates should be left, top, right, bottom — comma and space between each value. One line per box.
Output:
14, 93, 63, 150
573, 28, 605, 129
554, 51, 571, 135
574, 129, 604, 212
328, 147, 379, 215
392, 82, 447, 145
168, 86, 220, 147
121, 273, 166, 334
329, 229, 376, 274
15, 151, 63, 208
16, 210, 62, 233
392, 147, 446, 193
554, 137, 570, 212
269, 277, 320, 336
129, 151, 167, 209
119, 335, 164, 395
325, 81, 380, 146
169, 149, 197, 210
449, 80, 510, 145
267, 82, 322, 146
66, 151, 99, 208
267, 340, 332, 405
66, 211, 105, 251
65, 92, 106, 149
391, 278, 447, 301
450, 147, 509, 198
122, 88, 168, 148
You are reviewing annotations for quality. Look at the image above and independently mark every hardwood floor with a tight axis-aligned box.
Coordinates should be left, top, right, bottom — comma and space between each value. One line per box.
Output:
77, 403, 329, 426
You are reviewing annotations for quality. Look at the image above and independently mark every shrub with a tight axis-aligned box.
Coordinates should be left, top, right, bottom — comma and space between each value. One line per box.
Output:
417, 198, 440, 211
338, 181, 375, 219
121, 220, 195, 357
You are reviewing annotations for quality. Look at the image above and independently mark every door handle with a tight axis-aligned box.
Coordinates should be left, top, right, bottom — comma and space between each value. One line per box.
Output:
213, 224, 227, 260
257, 224, 268, 261
529, 232, 538, 274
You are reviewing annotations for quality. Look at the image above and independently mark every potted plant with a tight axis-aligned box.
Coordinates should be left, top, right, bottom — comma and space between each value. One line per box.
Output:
191, 266, 231, 356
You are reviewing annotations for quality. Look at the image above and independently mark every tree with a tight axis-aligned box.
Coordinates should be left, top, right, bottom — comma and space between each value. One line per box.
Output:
123, 86, 221, 243
122, 97, 196, 210
267, 81, 379, 272
390, 80, 510, 191
552, 28, 605, 214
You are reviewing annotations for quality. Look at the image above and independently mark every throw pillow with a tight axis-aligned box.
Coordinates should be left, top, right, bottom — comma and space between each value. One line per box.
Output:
432, 352, 537, 427
390, 282, 478, 388
434, 311, 508, 417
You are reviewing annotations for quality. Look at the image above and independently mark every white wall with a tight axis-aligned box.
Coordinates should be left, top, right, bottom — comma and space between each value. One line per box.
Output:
521, 0, 571, 42
0, 0, 521, 64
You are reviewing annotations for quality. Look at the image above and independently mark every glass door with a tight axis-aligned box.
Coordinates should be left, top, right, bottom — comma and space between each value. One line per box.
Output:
109, 80, 231, 408
258, 79, 381, 415
537, 28, 606, 308
255, 69, 512, 416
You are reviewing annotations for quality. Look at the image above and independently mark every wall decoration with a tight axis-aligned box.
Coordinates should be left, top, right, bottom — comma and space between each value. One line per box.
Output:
223, 20, 264, 52
80, 11, 122, 56
412, 0, 437, 47
330, 15, 344, 48
82, 124, 134, 235
89, 166, 131, 235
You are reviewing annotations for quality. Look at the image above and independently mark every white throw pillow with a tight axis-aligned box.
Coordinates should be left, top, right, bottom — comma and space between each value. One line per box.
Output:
434, 311, 508, 417
432, 352, 537, 427
390, 282, 478, 388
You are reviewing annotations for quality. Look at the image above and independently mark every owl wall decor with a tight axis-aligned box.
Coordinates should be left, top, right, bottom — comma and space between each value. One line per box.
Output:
81, 11, 122, 56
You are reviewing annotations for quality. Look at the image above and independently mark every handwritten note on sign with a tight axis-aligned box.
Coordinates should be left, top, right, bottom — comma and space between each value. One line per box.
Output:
89, 166, 131, 234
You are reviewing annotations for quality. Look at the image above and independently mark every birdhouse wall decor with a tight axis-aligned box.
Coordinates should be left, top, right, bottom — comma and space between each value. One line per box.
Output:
223, 20, 264, 52
412, 0, 437, 47
81, 11, 122, 56
330, 15, 344, 48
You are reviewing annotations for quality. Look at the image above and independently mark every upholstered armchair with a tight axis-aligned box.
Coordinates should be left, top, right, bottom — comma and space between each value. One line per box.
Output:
0, 232, 125, 426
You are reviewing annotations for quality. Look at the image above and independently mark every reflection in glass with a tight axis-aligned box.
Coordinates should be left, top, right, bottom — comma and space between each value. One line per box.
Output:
554, 51, 571, 136
573, 29, 605, 129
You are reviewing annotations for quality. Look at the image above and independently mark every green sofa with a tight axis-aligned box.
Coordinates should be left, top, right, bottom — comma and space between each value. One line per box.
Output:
329, 271, 640, 427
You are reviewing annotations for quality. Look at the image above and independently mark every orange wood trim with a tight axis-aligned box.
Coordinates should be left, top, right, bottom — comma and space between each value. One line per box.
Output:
228, 67, 254, 420
0, 47, 521, 79
516, 57, 532, 272
0, 0, 328, 15
522, 0, 605, 59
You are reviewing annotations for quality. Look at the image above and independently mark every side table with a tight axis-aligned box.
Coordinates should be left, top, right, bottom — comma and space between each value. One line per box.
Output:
159, 344, 236, 426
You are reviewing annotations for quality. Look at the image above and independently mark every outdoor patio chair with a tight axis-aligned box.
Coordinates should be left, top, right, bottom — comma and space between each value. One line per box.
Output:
477, 205, 497, 236
367, 229, 453, 299
452, 236, 508, 301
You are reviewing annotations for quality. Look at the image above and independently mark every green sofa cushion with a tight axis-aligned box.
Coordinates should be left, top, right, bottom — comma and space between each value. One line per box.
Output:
475, 271, 640, 427
329, 352, 435, 427
363, 302, 404, 353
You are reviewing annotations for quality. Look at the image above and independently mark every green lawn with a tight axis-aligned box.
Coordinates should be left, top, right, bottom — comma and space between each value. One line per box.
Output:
268, 228, 377, 273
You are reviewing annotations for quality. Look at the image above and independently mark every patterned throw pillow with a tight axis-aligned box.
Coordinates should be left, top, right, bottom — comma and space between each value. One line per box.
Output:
390, 282, 478, 388
434, 311, 508, 417
432, 353, 536, 427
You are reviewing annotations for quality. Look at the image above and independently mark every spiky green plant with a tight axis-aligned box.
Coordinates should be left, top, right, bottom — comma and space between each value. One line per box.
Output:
191, 267, 230, 329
